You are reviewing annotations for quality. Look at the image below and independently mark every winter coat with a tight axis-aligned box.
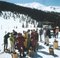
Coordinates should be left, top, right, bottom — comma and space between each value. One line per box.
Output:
31, 32, 36, 39
4, 32, 10, 44
27, 33, 31, 49
45, 29, 51, 38
35, 31, 38, 41
40, 29, 43, 35
23, 33, 28, 48
10, 33, 15, 46
16, 33, 25, 49
31, 37, 37, 47
31, 32, 37, 47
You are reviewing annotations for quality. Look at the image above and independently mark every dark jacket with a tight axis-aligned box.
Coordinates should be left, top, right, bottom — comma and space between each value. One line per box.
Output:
45, 29, 51, 38
4, 32, 10, 44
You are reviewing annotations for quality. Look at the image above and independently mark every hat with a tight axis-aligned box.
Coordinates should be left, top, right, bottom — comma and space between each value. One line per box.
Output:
56, 26, 59, 29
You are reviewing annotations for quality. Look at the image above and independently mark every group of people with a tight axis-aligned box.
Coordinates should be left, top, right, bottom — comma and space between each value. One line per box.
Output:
39, 26, 60, 45
4, 26, 60, 57
39, 27, 51, 46
4, 29, 38, 57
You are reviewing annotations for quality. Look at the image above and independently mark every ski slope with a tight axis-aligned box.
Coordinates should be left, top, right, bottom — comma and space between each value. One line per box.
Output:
0, 11, 60, 58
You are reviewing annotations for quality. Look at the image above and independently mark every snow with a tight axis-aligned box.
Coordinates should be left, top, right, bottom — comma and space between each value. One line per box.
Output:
17, 2, 45, 9
0, 11, 60, 58
0, 53, 11, 58
16, 2, 60, 13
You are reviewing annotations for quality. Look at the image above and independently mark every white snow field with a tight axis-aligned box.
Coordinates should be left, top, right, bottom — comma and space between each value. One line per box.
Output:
0, 11, 60, 58
16, 2, 60, 13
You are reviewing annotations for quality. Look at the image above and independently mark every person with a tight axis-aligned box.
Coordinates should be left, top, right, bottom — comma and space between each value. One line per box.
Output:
31, 29, 37, 52
54, 26, 59, 38
23, 31, 28, 50
45, 28, 50, 46
35, 30, 39, 50
16, 33, 25, 57
10, 33, 15, 53
27, 30, 31, 53
4, 32, 10, 51
39, 28, 43, 42
13, 30, 17, 37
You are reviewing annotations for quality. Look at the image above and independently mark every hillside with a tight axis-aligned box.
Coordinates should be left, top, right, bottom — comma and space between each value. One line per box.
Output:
0, 1, 60, 27
17, 2, 60, 13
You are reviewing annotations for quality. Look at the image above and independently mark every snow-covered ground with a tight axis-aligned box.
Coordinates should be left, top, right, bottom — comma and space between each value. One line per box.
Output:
0, 11, 60, 58
16, 2, 60, 13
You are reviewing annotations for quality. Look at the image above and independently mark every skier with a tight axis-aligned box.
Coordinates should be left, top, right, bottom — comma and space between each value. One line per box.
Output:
31, 29, 37, 52
23, 31, 28, 50
12, 29, 17, 49
4, 32, 10, 52
27, 30, 31, 54
16, 33, 25, 57
45, 28, 50, 46
39, 28, 43, 42
54, 26, 59, 38
10, 33, 15, 53
13, 30, 17, 37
